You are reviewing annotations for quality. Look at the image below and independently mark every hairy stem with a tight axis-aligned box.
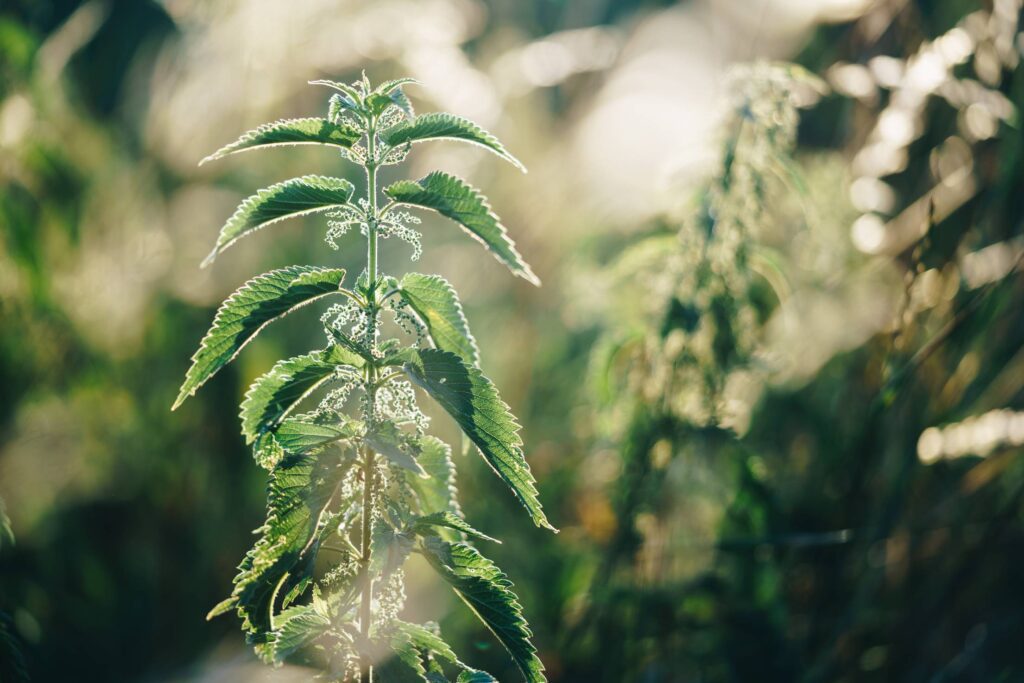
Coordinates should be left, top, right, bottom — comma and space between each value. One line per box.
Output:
358, 114, 380, 683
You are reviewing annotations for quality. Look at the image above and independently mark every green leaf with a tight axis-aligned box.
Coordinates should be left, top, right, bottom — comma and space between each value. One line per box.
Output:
371, 520, 415, 578
399, 273, 479, 366
458, 671, 498, 683
391, 621, 459, 665
412, 511, 499, 544
240, 346, 363, 446
253, 412, 364, 469
374, 632, 428, 683
388, 88, 415, 119
199, 118, 361, 166
408, 436, 461, 517
309, 78, 364, 105
173, 266, 347, 409
381, 113, 525, 172
366, 421, 426, 476
397, 349, 553, 531
203, 175, 355, 267
210, 452, 346, 636
271, 413, 363, 453
366, 92, 398, 117
422, 538, 545, 683
375, 77, 420, 95
259, 594, 334, 664
385, 172, 538, 285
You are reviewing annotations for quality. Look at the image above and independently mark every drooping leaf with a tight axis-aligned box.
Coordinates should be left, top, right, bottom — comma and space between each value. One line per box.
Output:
200, 118, 360, 166
204, 175, 355, 266
371, 520, 415, 578
412, 511, 499, 544
259, 594, 334, 664
374, 631, 428, 683
381, 113, 525, 172
271, 413, 363, 454
209, 452, 346, 637
365, 421, 426, 476
252, 411, 364, 469
173, 266, 347, 409
309, 78, 365, 104
422, 538, 545, 683
396, 349, 553, 531
399, 273, 479, 366
391, 621, 459, 665
375, 77, 420, 95
385, 172, 539, 285
328, 325, 376, 362
240, 346, 363, 445
407, 436, 461, 517
388, 88, 415, 119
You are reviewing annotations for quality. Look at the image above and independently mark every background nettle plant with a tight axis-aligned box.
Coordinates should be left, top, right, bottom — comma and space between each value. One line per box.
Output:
173, 74, 553, 682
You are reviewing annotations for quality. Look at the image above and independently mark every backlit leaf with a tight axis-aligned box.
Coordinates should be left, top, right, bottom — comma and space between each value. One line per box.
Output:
204, 175, 355, 266
174, 266, 347, 409
381, 113, 525, 172
396, 349, 553, 531
200, 118, 360, 166
385, 172, 539, 285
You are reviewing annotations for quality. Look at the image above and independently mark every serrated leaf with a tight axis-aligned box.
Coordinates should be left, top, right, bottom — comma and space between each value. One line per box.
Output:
413, 512, 499, 544
408, 436, 461, 518
259, 599, 333, 664
385, 172, 538, 285
328, 326, 376, 362
399, 273, 479, 366
212, 453, 346, 636
381, 113, 525, 172
253, 412, 363, 469
366, 92, 397, 117
281, 575, 313, 609
391, 621, 459, 665
366, 421, 426, 476
374, 633, 428, 683
397, 349, 553, 531
389, 88, 415, 119
458, 671, 498, 683
422, 538, 545, 683
271, 413, 364, 453
203, 175, 355, 267
240, 346, 363, 446
200, 118, 361, 166
309, 78, 364, 104
375, 77, 420, 95
174, 266, 347, 409
371, 520, 415, 578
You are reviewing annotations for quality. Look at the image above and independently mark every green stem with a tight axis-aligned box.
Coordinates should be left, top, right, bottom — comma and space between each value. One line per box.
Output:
358, 114, 381, 683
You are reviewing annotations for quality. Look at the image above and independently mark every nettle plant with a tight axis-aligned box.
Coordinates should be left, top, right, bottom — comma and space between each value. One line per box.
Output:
173, 75, 554, 682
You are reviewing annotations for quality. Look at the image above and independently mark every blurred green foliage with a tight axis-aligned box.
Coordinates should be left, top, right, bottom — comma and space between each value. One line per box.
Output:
2, 1, 1024, 681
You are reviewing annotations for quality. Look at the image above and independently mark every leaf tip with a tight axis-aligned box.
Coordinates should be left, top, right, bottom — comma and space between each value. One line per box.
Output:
206, 598, 235, 621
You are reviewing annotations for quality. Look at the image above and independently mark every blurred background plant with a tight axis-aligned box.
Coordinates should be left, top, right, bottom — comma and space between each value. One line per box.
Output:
2, 0, 1024, 681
